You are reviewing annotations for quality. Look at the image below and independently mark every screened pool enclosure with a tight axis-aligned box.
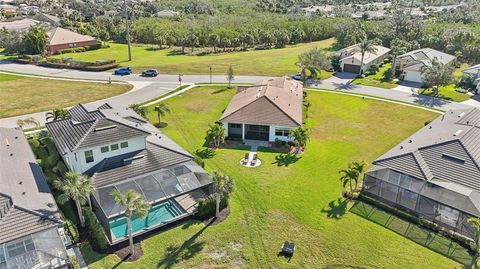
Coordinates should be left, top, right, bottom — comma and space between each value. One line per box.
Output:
91, 161, 213, 243
363, 167, 477, 239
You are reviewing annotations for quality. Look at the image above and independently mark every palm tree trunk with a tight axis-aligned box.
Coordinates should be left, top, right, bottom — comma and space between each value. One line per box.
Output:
215, 192, 220, 218
349, 180, 353, 193
359, 53, 365, 75
157, 112, 161, 124
128, 216, 134, 255
75, 200, 85, 227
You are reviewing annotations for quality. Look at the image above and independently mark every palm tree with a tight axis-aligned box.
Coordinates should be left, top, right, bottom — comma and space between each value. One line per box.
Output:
45, 109, 70, 122
53, 172, 95, 227
357, 39, 378, 75
288, 127, 310, 153
339, 166, 357, 193
296, 48, 330, 84
350, 161, 366, 189
129, 104, 149, 118
212, 170, 234, 218
468, 217, 480, 269
206, 123, 225, 148
227, 65, 234, 88
111, 189, 150, 256
154, 104, 171, 124
17, 117, 40, 129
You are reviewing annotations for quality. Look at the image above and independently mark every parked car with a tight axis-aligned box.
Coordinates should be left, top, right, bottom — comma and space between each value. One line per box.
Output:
291, 73, 302, 80
114, 67, 132, 76
142, 69, 159, 77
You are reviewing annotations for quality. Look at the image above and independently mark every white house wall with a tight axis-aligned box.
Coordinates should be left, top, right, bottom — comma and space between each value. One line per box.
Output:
340, 55, 386, 73
269, 125, 295, 142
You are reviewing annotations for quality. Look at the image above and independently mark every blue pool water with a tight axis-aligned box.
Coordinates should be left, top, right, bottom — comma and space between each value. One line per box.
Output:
109, 199, 186, 239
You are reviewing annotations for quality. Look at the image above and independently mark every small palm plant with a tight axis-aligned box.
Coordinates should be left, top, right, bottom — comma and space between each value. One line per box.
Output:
17, 117, 40, 129
111, 189, 150, 256
53, 172, 95, 227
154, 103, 171, 125
288, 127, 310, 154
129, 104, 149, 118
212, 170, 235, 218
206, 123, 225, 148
339, 167, 358, 193
468, 217, 480, 269
45, 109, 70, 122
350, 161, 366, 189
357, 39, 378, 75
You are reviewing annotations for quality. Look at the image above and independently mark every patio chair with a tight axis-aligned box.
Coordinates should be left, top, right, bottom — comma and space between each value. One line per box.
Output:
242, 153, 249, 165
250, 153, 258, 166
281, 241, 295, 256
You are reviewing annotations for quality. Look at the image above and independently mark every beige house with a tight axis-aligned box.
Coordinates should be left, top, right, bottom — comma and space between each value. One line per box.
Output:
219, 77, 303, 142
395, 48, 455, 84
339, 44, 391, 74
46, 27, 97, 55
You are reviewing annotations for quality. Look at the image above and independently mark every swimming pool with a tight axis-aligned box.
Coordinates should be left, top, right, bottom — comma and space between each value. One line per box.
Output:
109, 199, 186, 239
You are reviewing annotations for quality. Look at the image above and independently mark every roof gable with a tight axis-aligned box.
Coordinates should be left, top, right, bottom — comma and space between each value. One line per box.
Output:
374, 153, 428, 180
47, 27, 95, 46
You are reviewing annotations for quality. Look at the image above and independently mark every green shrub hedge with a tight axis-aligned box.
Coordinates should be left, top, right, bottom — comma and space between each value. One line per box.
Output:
83, 207, 109, 252
197, 194, 228, 219
64, 219, 80, 242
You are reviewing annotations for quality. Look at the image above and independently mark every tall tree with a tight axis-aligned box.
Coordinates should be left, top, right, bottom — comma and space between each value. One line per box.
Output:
390, 38, 408, 71
54, 172, 95, 227
468, 217, 480, 269
129, 104, 149, 118
211, 170, 234, 218
45, 109, 70, 122
421, 58, 454, 90
23, 26, 48, 55
154, 103, 171, 124
288, 127, 310, 154
296, 47, 330, 84
111, 189, 150, 256
227, 65, 234, 88
357, 39, 378, 75
206, 123, 225, 148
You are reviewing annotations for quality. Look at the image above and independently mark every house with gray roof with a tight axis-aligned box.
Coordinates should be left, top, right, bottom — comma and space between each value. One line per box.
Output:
395, 48, 456, 84
362, 108, 480, 239
0, 127, 69, 269
219, 76, 303, 142
462, 64, 480, 92
46, 103, 212, 244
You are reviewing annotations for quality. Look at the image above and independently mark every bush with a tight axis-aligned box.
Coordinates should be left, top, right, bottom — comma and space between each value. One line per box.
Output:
35, 146, 50, 168
367, 64, 380, 75
28, 137, 40, 149
56, 161, 69, 175
383, 68, 394, 81
197, 194, 228, 219
83, 207, 109, 252
330, 55, 341, 72
85, 43, 102, 51
64, 219, 79, 242
43, 169, 57, 184
455, 87, 469, 94
48, 154, 60, 167
56, 48, 75, 54
193, 155, 205, 168
69, 255, 81, 269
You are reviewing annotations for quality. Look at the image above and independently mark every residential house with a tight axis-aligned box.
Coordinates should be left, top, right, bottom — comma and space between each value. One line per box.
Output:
395, 48, 455, 84
46, 103, 212, 245
362, 108, 480, 239
35, 13, 61, 26
0, 18, 41, 32
462, 64, 480, 92
46, 27, 97, 55
155, 10, 179, 18
0, 127, 70, 269
219, 76, 303, 142
338, 44, 391, 74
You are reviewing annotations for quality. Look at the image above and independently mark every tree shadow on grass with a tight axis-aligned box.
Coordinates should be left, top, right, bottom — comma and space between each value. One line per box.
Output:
272, 153, 301, 167
194, 148, 216, 159
156, 219, 214, 269
154, 122, 169, 128
321, 198, 348, 219
211, 88, 228, 94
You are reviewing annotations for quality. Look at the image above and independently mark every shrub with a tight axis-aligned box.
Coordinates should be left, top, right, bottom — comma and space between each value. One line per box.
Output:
64, 219, 79, 242
383, 68, 394, 81
35, 146, 50, 168
330, 55, 341, 72
43, 169, 57, 184
56, 161, 69, 175
74, 47, 86, 53
455, 87, 469, 94
197, 194, 228, 219
69, 255, 81, 269
83, 207, 109, 252
56, 48, 75, 54
28, 137, 40, 149
85, 43, 101, 51
367, 64, 380, 75
48, 154, 60, 167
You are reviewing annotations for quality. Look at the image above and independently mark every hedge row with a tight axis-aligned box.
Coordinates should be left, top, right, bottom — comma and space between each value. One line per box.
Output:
64, 219, 80, 243
55, 43, 105, 55
83, 207, 109, 252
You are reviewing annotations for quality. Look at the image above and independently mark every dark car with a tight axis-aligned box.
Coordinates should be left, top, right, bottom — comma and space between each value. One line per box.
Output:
114, 67, 132, 76
141, 69, 159, 77
291, 73, 302, 80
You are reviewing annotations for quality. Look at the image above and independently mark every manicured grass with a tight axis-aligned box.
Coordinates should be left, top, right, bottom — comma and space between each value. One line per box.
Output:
81, 85, 465, 268
418, 84, 471, 102
51, 39, 335, 78
352, 63, 398, 89
0, 74, 132, 118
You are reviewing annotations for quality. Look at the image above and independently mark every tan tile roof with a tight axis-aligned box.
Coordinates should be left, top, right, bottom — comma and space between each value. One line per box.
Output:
340, 44, 391, 65
47, 27, 95, 46
220, 76, 303, 127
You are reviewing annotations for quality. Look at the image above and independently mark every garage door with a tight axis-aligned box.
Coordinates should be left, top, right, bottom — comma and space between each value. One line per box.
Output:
343, 64, 361, 74
404, 71, 423, 83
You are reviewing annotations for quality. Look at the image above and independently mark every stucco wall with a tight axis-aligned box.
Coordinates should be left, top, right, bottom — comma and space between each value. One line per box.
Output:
47, 39, 97, 55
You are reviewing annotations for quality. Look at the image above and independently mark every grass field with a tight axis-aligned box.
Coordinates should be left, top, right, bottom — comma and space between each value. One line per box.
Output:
0, 74, 131, 118
352, 63, 398, 89
80, 86, 466, 268
51, 39, 335, 78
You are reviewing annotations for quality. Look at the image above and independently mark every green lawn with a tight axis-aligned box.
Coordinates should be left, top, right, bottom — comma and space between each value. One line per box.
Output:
418, 84, 471, 102
0, 74, 132, 118
51, 39, 335, 78
81, 86, 466, 268
352, 63, 398, 89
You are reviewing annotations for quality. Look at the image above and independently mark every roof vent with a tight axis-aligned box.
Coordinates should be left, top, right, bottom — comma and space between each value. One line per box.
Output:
458, 112, 466, 118
123, 154, 145, 162
409, 139, 412, 143
94, 125, 117, 131
14, 136, 18, 139
19, 181, 22, 185
429, 125, 432, 129
400, 146, 404, 149
454, 130, 463, 136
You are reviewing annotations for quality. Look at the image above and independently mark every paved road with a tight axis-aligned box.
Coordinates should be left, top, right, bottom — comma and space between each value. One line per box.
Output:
0, 61, 478, 128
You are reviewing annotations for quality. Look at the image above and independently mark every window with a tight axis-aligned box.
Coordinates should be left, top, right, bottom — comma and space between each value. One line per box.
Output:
120, 141, 129, 148
229, 123, 241, 129
84, 150, 94, 163
275, 128, 290, 137
101, 146, 109, 153
110, 144, 119, 151
435, 204, 459, 227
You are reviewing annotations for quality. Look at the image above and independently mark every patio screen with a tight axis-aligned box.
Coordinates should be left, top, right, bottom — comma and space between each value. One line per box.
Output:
93, 161, 212, 217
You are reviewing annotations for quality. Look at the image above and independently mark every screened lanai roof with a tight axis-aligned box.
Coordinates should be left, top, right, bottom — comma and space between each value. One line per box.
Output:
94, 161, 212, 217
